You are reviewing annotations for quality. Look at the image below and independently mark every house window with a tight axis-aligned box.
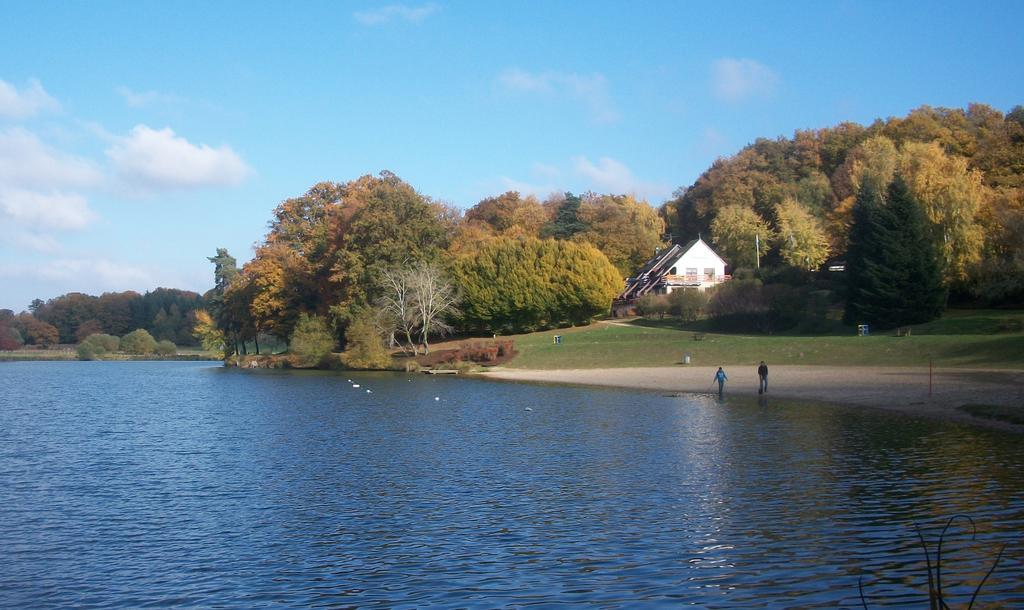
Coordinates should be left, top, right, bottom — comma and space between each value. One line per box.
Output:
686, 267, 697, 277
704, 268, 715, 279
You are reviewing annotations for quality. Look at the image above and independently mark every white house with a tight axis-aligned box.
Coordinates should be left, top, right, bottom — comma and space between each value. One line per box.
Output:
616, 238, 729, 305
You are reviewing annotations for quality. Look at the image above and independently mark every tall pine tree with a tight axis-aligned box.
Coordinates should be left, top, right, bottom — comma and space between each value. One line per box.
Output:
844, 176, 945, 328
542, 192, 586, 240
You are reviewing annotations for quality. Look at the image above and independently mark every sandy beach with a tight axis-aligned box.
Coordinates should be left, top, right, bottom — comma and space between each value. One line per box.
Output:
480, 365, 1024, 432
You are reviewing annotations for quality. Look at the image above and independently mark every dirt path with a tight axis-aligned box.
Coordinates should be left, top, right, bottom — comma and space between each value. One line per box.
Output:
478, 365, 1024, 432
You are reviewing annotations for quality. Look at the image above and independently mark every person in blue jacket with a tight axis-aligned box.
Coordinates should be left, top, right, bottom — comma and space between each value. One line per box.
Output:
713, 366, 727, 396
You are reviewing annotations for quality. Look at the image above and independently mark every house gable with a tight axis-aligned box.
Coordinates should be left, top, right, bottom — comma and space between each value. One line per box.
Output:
670, 239, 728, 271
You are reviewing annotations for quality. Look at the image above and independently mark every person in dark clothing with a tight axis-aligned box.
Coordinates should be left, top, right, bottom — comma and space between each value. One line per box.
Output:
757, 361, 768, 394
713, 367, 727, 397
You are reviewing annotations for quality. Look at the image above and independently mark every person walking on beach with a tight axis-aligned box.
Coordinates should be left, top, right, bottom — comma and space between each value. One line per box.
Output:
757, 361, 768, 394
713, 367, 727, 397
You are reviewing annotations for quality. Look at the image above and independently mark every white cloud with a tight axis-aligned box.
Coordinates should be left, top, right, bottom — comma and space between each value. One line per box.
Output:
488, 156, 668, 203
0, 258, 154, 289
0, 78, 60, 119
3, 230, 62, 253
0, 128, 100, 250
40, 259, 153, 286
572, 156, 669, 200
106, 125, 251, 190
116, 86, 186, 108
0, 128, 104, 189
495, 176, 560, 199
711, 58, 779, 103
497, 69, 554, 94
497, 68, 619, 124
531, 162, 562, 181
0, 188, 95, 232
354, 3, 439, 25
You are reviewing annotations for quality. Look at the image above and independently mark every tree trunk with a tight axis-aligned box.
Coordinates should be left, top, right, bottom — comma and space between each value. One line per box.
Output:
254, 335, 260, 355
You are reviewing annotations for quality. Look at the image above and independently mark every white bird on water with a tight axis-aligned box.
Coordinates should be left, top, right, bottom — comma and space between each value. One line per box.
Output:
353, 384, 360, 388
366, 389, 372, 393
524, 407, 533, 412
434, 396, 440, 401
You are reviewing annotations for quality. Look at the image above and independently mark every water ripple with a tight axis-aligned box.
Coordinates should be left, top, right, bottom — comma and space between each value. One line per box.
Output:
0, 361, 1021, 607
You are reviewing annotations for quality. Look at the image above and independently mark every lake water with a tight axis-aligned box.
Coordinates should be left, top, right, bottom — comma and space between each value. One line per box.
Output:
1, 361, 1022, 608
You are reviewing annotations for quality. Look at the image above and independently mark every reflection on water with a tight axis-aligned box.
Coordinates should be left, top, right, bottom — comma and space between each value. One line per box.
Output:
0, 361, 1021, 608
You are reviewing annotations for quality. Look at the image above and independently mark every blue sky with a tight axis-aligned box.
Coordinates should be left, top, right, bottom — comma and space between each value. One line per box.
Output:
1, 1, 1022, 311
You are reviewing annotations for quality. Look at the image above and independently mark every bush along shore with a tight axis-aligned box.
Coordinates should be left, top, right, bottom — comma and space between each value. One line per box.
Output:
0, 349, 219, 362
0, 328, 219, 362
225, 338, 518, 372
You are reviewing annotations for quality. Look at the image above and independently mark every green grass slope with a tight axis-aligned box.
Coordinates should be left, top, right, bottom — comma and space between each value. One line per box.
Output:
507, 310, 1024, 369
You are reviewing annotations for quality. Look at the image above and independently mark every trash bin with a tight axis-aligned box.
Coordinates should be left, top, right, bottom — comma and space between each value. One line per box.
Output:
553, 335, 562, 345
683, 353, 691, 365
857, 324, 870, 336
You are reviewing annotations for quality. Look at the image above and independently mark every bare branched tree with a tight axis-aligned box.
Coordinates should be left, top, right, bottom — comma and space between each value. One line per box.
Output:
408, 262, 460, 354
377, 268, 419, 355
377, 262, 460, 355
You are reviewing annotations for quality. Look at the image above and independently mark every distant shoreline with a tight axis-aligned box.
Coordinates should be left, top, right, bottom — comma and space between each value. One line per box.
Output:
0, 352, 220, 362
478, 365, 1024, 433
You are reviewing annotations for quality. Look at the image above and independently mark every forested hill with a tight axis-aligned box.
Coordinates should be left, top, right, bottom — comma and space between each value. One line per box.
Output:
8, 289, 204, 346
661, 103, 1024, 299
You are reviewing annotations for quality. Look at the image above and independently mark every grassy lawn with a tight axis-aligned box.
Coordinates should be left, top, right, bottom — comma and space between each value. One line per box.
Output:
506, 309, 1024, 369
0, 349, 76, 361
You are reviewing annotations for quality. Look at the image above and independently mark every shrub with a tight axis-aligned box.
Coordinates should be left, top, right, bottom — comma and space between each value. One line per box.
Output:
155, 340, 177, 357
339, 311, 389, 370
731, 267, 757, 281
706, 279, 768, 332
76, 342, 101, 360
76, 333, 121, 360
707, 280, 832, 334
289, 313, 336, 367
429, 339, 517, 367
451, 236, 621, 333
87, 333, 120, 352
495, 339, 515, 357
796, 290, 834, 333
636, 294, 670, 319
120, 329, 158, 355
668, 289, 708, 322
763, 284, 805, 332
459, 341, 499, 363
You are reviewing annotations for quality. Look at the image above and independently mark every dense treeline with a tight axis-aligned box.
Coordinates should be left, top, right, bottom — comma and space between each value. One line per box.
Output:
195, 102, 1023, 359
7, 102, 1021, 357
663, 103, 1024, 303
201, 172, 651, 358
0, 288, 204, 348
0, 310, 59, 349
